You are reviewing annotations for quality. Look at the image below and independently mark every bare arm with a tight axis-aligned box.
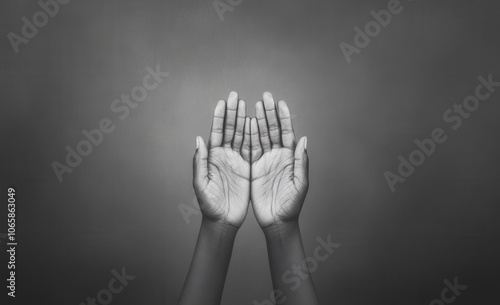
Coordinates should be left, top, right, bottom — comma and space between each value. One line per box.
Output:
178, 92, 251, 305
251, 92, 318, 305
264, 222, 319, 305
177, 219, 237, 304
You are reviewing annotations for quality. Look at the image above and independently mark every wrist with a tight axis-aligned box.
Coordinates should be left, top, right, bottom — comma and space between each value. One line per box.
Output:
200, 217, 239, 240
262, 220, 301, 242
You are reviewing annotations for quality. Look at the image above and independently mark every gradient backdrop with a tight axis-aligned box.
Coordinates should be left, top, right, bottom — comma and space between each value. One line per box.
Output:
1, 0, 500, 304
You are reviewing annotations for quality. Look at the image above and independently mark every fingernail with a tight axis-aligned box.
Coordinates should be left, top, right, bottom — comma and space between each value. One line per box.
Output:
196, 137, 199, 150
304, 137, 307, 150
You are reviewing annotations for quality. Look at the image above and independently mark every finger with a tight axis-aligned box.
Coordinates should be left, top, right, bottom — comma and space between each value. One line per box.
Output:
209, 100, 226, 148
294, 137, 309, 189
263, 92, 281, 147
193, 136, 209, 190
223, 91, 238, 147
241, 117, 251, 162
250, 117, 262, 162
277, 100, 295, 149
255, 101, 271, 152
232, 99, 246, 151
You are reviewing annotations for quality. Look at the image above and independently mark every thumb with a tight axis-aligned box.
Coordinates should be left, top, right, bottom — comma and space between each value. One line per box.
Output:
294, 136, 309, 188
193, 136, 209, 190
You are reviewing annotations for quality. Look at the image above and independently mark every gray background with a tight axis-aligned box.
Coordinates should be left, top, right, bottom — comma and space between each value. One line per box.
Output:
1, 0, 500, 304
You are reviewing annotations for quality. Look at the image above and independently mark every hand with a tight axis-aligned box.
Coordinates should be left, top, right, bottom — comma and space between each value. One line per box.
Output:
250, 92, 309, 229
193, 91, 251, 229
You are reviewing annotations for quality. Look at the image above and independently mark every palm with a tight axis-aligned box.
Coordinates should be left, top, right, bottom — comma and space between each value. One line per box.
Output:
199, 147, 250, 227
193, 92, 308, 229
252, 148, 304, 227
193, 92, 252, 229
249, 92, 309, 229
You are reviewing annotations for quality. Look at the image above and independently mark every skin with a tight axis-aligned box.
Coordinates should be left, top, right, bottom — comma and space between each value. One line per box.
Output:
178, 91, 318, 305
251, 92, 318, 305
192, 92, 251, 229
251, 92, 309, 228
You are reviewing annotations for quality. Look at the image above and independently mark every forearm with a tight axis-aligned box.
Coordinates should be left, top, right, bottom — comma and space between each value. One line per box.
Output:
178, 217, 238, 305
264, 221, 319, 305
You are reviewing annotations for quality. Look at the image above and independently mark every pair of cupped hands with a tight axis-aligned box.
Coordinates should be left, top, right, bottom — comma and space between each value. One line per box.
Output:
193, 91, 309, 230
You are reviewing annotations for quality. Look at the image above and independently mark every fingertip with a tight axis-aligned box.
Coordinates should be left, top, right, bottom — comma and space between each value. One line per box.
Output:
255, 101, 264, 115
197, 136, 207, 150
297, 136, 307, 151
214, 100, 226, 115
237, 100, 246, 120
278, 100, 290, 116
228, 91, 238, 108
239, 99, 246, 110
229, 91, 238, 100
263, 92, 275, 109
250, 117, 258, 132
